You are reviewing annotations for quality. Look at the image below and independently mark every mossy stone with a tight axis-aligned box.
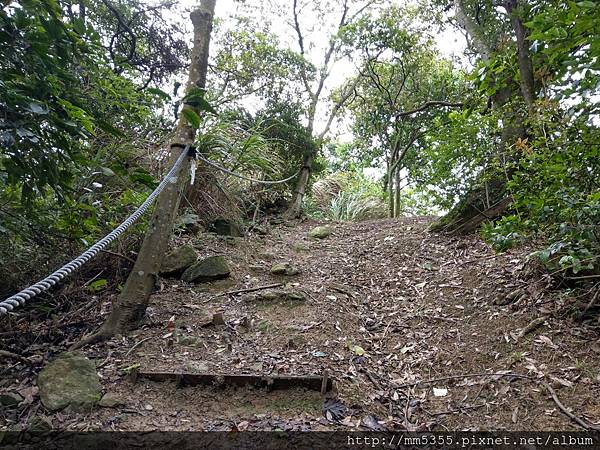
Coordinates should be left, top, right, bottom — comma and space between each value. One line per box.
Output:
37, 352, 102, 411
160, 245, 197, 276
308, 226, 332, 239
182, 255, 231, 283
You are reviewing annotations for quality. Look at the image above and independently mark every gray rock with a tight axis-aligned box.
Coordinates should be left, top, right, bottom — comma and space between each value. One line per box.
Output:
185, 361, 210, 373
37, 352, 102, 411
177, 335, 200, 346
0, 392, 23, 407
270, 262, 300, 276
308, 226, 332, 239
160, 245, 197, 276
208, 218, 244, 237
258, 251, 277, 261
98, 392, 124, 408
176, 213, 203, 233
182, 256, 230, 283
27, 415, 53, 432
293, 242, 309, 252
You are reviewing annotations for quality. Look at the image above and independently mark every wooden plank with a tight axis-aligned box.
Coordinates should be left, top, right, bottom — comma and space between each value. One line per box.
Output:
134, 371, 334, 393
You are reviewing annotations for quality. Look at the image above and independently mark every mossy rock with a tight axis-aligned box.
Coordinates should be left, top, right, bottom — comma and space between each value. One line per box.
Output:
293, 242, 310, 252
182, 255, 231, 283
160, 245, 197, 276
249, 289, 306, 306
270, 262, 300, 276
98, 392, 125, 408
37, 352, 102, 411
308, 226, 332, 239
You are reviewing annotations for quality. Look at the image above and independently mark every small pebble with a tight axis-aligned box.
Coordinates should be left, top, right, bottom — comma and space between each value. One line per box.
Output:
145, 404, 153, 411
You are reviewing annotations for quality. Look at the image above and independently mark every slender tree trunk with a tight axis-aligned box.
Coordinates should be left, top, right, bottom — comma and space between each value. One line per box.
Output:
79, 0, 86, 23
394, 168, 401, 218
504, 0, 536, 110
82, 1, 216, 341
286, 151, 315, 218
387, 165, 395, 218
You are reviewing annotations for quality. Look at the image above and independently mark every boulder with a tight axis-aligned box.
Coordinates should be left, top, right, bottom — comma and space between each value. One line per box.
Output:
182, 256, 230, 283
37, 352, 102, 411
308, 226, 332, 239
208, 218, 244, 237
270, 262, 300, 276
160, 245, 197, 276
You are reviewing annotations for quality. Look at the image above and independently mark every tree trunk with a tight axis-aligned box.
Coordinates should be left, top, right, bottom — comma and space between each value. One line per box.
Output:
394, 168, 401, 218
504, 0, 536, 109
286, 151, 314, 218
387, 167, 395, 218
85, 1, 216, 341
430, 0, 532, 234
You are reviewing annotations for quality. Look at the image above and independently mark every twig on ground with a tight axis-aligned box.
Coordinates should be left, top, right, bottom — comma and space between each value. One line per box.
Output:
0, 349, 33, 366
428, 403, 486, 416
543, 382, 600, 431
125, 336, 153, 357
580, 289, 600, 318
219, 283, 283, 297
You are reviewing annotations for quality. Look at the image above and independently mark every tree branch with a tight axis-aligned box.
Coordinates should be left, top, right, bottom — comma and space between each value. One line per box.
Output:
394, 101, 464, 118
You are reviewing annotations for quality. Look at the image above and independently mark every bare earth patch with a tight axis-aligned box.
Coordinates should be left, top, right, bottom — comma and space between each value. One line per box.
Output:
2, 218, 600, 432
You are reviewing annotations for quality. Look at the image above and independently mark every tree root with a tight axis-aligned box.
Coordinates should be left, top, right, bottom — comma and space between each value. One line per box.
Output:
69, 326, 115, 350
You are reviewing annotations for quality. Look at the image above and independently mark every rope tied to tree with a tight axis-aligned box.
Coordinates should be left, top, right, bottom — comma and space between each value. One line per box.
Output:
0, 143, 299, 316
194, 152, 300, 185
0, 146, 190, 316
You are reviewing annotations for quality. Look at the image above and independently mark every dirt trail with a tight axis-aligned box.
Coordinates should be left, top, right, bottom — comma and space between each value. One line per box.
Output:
3, 218, 600, 432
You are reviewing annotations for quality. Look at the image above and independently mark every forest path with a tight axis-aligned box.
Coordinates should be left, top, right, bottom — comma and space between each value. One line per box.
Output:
6, 218, 600, 432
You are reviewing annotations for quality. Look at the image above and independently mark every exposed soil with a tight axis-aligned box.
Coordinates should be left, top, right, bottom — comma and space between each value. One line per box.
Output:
2, 217, 600, 432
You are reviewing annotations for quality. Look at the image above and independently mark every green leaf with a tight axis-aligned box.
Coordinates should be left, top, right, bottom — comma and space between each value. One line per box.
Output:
577, 1, 596, 8
96, 120, 125, 137
350, 345, 365, 356
181, 108, 201, 129
182, 87, 217, 114
146, 87, 171, 100
87, 278, 107, 293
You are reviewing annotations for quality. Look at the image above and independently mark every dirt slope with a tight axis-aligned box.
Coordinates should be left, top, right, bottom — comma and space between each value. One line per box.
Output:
2, 217, 599, 432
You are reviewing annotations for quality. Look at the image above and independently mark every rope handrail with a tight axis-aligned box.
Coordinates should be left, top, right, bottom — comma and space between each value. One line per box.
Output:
195, 153, 300, 185
0, 146, 190, 316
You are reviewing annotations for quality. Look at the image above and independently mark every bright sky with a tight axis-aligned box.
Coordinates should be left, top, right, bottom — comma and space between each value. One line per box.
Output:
172, 0, 466, 151
174, 0, 467, 181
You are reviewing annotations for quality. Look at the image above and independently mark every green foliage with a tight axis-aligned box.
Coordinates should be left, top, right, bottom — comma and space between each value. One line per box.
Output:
477, 0, 600, 277
210, 21, 310, 106
0, 0, 179, 294
309, 172, 387, 222
329, 188, 387, 222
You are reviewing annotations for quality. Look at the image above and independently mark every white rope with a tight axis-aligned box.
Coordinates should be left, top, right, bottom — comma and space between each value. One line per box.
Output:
0, 146, 190, 316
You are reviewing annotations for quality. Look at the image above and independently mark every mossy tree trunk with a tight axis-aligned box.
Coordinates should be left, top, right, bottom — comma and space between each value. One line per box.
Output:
80, 1, 217, 343
431, 0, 535, 234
